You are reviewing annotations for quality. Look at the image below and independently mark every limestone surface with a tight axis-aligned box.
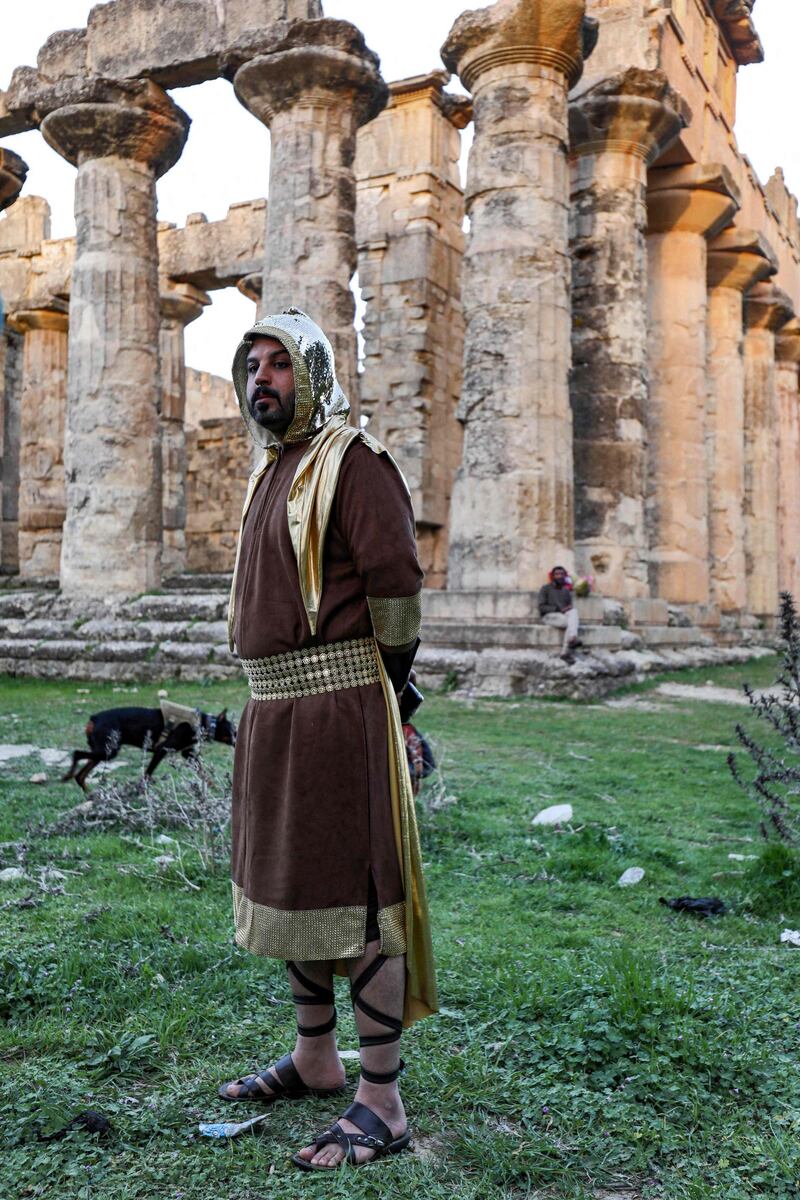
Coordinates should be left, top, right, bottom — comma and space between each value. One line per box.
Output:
442, 0, 592, 591
570, 68, 685, 598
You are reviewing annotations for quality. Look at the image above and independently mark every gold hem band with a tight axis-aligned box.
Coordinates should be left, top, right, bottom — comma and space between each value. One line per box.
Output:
232, 883, 406, 960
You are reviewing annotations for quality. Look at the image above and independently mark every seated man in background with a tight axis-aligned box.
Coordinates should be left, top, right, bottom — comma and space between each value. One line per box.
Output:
538, 565, 582, 664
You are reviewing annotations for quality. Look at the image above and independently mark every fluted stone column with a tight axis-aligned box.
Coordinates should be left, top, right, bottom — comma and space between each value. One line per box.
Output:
743, 284, 794, 617
234, 20, 387, 411
706, 228, 776, 612
569, 68, 684, 599
160, 282, 209, 580
775, 320, 800, 601
646, 164, 739, 604
5, 307, 69, 580
441, 0, 595, 590
0, 150, 29, 574
40, 81, 189, 596
0, 148, 28, 212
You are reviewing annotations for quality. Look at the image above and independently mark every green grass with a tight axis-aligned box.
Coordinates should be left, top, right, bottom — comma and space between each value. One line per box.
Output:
1, 660, 799, 1199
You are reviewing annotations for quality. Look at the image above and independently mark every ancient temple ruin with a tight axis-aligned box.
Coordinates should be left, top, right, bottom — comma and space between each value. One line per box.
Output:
0, 0, 797, 696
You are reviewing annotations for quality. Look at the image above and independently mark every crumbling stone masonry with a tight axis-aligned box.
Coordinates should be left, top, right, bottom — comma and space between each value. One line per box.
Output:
1, 0, 800, 697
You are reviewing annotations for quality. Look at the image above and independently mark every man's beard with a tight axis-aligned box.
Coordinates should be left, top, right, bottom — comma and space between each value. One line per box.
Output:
250, 389, 295, 430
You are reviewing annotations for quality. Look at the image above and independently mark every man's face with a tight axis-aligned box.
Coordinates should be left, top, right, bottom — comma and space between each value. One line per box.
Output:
552, 568, 567, 587
246, 336, 296, 437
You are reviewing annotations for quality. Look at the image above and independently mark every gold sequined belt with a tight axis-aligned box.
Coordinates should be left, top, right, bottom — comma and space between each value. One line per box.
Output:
240, 637, 380, 701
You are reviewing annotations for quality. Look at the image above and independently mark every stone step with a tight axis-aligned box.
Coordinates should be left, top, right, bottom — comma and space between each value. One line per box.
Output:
422, 618, 712, 651
422, 589, 608, 624
0, 591, 56, 619
0, 635, 237, 668
0, 615, 231, 645
0, 616, 82, 640
164, 573, 233, 591
0, 655, 242, 683
421, 621, 626, 649
124, 592, 229, 621
74, 617, 230, 644
640, 625, 712, 647
0, 575, 58, 591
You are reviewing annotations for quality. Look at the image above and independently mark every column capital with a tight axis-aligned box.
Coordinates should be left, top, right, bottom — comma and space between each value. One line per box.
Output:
707, 226, 778, 292
6, 304, 69, 335
647, 162, 740, 238
441, 0, 596, 92
776, 317, 800, 364
40, 79, 189, 178
160, 281, 210, 329
745, 283, 794, 333
569, 68, 688, 165
233, 19, 387, 129
0, 147, 28, 212
387, 71, 473, 129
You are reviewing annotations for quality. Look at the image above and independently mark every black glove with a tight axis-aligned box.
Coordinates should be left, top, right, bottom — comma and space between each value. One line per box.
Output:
399, 680, 424, 722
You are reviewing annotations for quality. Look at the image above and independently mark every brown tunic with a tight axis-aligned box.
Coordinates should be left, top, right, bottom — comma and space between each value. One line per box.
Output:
231, 436, 423, 961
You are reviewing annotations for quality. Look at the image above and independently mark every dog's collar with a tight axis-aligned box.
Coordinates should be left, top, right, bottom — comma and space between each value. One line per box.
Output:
201, 711, 217, 740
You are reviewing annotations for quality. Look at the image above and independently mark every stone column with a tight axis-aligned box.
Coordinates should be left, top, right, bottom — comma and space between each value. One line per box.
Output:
0, 148, 28, 212
160, 282, 210, 580
5, 306, 69, 580
569, 68, 685, 599
0, 328, 23, 574
233, 20, 387, 411
775, 319, 800, 602
441, 0, 595, 591
355, 71, 469, 588
40, 81, 189, 596
743, 284, 794, 617
706, 228, 776, 612
0, 150, 29, 574
645, 163, 739, 604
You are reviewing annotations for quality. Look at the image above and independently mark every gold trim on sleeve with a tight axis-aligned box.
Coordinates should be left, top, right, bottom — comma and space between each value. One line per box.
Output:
367, 593, 422, 648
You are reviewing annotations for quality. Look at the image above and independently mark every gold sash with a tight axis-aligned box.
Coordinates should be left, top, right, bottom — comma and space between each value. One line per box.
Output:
375, 652, 439, 1026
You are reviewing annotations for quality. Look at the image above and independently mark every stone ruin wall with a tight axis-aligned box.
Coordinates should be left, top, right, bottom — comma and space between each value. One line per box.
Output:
183, 369, 246, 576
185, 367, 238, 429
0, 0, 799, 640
185, 416, 250, 573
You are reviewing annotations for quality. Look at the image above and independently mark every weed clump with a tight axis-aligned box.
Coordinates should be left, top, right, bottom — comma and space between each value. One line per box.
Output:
44, 757, 232, 883
745, 841, 800, 917
728, 591, 800, 846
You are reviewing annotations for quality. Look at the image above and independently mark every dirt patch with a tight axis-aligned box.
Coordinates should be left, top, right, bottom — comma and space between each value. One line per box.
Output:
655, 682, 780, 706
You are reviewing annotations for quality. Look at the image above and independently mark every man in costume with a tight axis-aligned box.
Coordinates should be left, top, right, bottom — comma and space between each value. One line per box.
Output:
219, 308, 437, 1170
538, 564, 582, 663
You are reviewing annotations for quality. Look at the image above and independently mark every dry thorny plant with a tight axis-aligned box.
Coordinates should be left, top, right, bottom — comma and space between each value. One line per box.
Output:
0, 839, 89, 911
417, 733, 458, 812
42, 755, 233, 889
729, 589, 800, 845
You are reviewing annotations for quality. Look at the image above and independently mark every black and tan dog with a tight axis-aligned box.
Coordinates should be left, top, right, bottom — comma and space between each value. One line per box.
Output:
62, 701, 236, 792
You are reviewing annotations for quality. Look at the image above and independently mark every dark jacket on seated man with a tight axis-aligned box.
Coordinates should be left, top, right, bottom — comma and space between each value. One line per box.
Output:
538, 582, 573, 616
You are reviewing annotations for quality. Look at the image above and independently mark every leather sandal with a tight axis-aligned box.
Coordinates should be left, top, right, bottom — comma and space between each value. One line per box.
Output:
219, 962, 344, 1103
291, 1100, 412, 1170
218, 1051, 345, 1103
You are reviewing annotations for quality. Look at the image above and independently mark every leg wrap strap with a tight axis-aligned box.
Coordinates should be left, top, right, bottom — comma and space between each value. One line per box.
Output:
360, 1058, 405, 1085
288, 960, 337, 1037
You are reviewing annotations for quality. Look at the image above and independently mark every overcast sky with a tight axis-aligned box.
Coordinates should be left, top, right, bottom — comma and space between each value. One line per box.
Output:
1, 0, 797, 379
